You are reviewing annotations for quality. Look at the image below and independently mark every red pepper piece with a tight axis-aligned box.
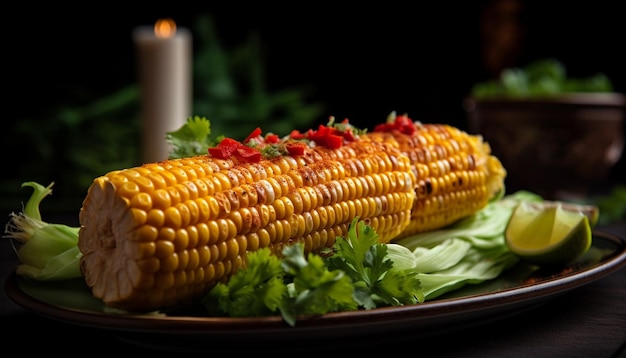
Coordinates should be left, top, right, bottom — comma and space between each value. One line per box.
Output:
289, 129, 306, 140
235, 146, 262, 162
265, 133, 280, 143
207, 146, 230, 159
373, 114, 416, 135
244, 127, 263, 144
318, 134, 344, 148
342, 128, 356, 142
316, 125, 332, 136
208, 137, 244, 159
373, 123, 390, 132
286, 142, 306, 156
395, 114, 412, 127
220, 137, 243, 148
395, 114, 416, 135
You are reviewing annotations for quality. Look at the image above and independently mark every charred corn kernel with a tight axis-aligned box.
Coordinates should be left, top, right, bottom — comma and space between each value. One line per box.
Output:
363, 122, 506, 238
78, 139, 415, 312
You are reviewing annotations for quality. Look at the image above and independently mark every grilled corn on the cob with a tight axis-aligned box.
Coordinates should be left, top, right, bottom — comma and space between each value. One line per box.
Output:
79, 140, 416, 311
364, 121, 506, 238
78, 116, 506, 312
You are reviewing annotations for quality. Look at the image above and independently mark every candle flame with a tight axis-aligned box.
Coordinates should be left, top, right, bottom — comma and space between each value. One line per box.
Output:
154, 18, 177, 39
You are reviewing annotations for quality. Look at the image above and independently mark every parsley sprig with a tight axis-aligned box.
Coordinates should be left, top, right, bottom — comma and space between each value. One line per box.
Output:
325, 219, 423, 309
202, 217, 423, 326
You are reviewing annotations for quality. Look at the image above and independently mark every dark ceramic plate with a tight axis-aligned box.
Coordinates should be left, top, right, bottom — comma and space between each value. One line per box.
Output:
6, 230, 626, 353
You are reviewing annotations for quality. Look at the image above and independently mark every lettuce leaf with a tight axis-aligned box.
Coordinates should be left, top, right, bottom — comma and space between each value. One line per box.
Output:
3, 182, 82, 280
393, 191, 543, 300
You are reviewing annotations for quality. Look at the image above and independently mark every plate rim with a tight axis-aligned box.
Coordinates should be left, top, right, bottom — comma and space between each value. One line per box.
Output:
6, 229, 626, 336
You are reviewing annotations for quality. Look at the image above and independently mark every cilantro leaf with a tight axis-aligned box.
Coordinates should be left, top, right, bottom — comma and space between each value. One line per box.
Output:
202, 218, 423, 326
202, 247, 287, 317
166, 116, 223, 159
373, 268, 424, 306
325, 217, 423, 309
279, 244, 357, 325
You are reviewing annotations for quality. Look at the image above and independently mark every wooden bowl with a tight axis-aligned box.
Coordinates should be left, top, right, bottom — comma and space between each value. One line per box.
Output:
464, 93, 625, 199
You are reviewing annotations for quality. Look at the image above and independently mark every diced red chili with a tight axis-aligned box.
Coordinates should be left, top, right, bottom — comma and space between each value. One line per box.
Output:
396, 115, 415, 135
208, 137, 262, 162
315, 125, 332, 136
289, 129, 306, 140
265, 133, 280, 143
207, 146, 231, 159
317, 133, 343, 148
235, 146, 262, 162
243, 127, 263, 144
219, 137, 243, 149
286, 142, 306, 155
373, 123, 388, 132
342, 128, 356, 142
373, 114, 415, 135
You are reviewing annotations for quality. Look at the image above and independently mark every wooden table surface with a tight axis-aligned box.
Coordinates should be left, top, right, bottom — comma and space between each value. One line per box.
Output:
1, 217, 624, 357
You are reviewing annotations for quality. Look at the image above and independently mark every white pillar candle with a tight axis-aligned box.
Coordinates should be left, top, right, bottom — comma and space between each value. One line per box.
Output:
133, 19, 192, 163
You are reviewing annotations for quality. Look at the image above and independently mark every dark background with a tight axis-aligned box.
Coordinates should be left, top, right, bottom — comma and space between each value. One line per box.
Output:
2, 6, 625, 355
3, 1, 625, 213
7, 2, 625, 127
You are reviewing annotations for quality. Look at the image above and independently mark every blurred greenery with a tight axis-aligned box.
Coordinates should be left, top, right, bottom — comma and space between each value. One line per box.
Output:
471, 58, 614, 98
1, 14, 324, 213
191, 17, 323, 139
589, 185, 626, 227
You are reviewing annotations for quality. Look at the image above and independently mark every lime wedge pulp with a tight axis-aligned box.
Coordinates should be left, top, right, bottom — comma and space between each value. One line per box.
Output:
523, 200, 599, 228
505, 201, 594, 266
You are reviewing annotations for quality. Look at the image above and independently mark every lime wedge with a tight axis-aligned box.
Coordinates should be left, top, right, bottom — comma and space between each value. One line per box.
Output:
523, 200, 599, 228
505, 201, 594, 266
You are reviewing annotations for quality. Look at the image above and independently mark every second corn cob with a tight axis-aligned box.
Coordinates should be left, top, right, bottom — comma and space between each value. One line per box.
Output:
364, 115, 506, 239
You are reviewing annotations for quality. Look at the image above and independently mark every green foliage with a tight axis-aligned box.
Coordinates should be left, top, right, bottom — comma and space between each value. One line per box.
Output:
279, 244, 357, 325
325, 218, 423, 308
2, 85, 141, 212
203, 242, 358, 327
3, 182, 82, 280
190, 15, 324, 140
2, 14, 323, 212
592, 185, 626, 226
203, 247, 287, 318
203, 217, 423, 326
166, 116, 223, 159
471, 58, 614, 98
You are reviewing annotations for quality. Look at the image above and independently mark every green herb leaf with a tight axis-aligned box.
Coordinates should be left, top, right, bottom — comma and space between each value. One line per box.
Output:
325, 217, 423, 309
203, 247, 287, 318
167, 116, 223, 159
279, 244, 356, 325
202, 217, 422, 325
